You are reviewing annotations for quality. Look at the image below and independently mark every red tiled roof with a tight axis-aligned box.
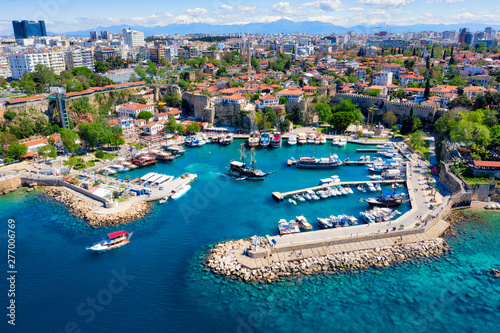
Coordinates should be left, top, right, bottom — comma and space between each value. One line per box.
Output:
473, 160, 500, 168
7, 94, 47, 104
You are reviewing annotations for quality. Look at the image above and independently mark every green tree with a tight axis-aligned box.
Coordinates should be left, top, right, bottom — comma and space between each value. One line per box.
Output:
279, 96, 287, 105
382, 111, 398, 128
4, 110, 16, 121
60, 128, 80, 152
186, 122, 201, 134
71, 97, 95, 113
424, 79, 431, 99
138, 97, 148, 104
163, 92, 182, 108
37, 144, 57, 161
264, 108, 278, 127
32, 64, 56, 90
314, 102, 332, 123
409, 130, 425, 148
329, 112, 355, 131
6, 142, 28, 160
137, 111, 154, 122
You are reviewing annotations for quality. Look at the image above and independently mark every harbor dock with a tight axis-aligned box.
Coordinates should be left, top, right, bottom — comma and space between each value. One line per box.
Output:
356, 148, 391, 152
272, 179, 405, 201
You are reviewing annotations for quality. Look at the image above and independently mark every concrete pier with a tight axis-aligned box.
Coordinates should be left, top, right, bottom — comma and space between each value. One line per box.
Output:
272, 179, 405, 201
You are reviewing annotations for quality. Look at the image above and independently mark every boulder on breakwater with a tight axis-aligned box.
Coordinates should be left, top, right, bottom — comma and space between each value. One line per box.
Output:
45, 187, 150, 226
205, 238, 448, 283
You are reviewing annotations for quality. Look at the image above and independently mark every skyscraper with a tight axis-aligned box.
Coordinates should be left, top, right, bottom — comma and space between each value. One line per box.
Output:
90, 30, 98, 41
123, 28, 145, 47
12, 20, 47, 39
458, 28, 473, 45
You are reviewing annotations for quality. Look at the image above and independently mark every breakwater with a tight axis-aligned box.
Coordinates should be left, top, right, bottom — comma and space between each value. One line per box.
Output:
45, 187, 150, 226
205, 237, 448, 283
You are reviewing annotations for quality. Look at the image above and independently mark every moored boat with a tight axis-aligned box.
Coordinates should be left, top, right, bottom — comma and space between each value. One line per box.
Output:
296, 215, 313, 231
171, 185, 191, 199
260, 132, 270, 147
297, 133, 307, 144
86, 230, 133, 252
365, 193, 405, 207
271, 131, 282, 148
288, 134, 297, 145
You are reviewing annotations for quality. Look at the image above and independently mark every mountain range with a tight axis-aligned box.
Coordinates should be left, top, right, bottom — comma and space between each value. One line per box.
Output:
4, 19, 500, 37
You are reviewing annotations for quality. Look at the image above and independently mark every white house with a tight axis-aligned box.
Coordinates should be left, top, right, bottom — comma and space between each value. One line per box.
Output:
399, 73, 424, 86
220, 94, 246, 105
143, 121, 164, 136
255, 95, 279, 109
118, 102, 154, 118
274, 89, 304, 102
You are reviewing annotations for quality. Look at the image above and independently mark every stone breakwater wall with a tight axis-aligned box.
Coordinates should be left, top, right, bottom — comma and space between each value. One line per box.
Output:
205, 238, 448, 283
0, 175, 21, 195
45, 187, 150, 226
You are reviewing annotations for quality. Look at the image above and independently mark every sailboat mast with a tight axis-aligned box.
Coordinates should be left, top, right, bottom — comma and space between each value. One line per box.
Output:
250, 148, 256, 168
240, 142, 246, 164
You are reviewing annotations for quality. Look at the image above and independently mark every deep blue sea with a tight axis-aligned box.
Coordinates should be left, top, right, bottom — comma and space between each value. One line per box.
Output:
0, 141, 498, 333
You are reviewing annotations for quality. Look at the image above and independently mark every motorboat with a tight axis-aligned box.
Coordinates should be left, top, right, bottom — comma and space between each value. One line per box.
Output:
288, 134, 297, 145
86, 230, 133, 252
278, 219, 292, 235
338, 137, 347, 147
360, 212, 376, 223
221, 134, 233, 145
289, 198, 297, 205
296, 215, 313, 231
317, 217, 333, 229
293, 194, 306, 202
260, 132, 270, 147
297, 133, 307, 144
320, 134, 327, 144
271, 132, 282, 148
110, 164, 129, 173
248, 132, 260, 147
377, 143, 393, 149
315, 134, 321, 145
368, 175, 383, 180
357, 185, 366, 192
165, 145, 186, 155
332, 136, 340, 146
306, 132, 316, 144
382, 169, 402, 179
158, 197, 167, 204
171, 185, 191, 199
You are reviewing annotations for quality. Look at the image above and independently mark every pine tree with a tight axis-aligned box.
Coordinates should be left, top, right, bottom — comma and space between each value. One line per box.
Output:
412, 48, 416, 56
430, 45, 435, 59
426, 56, 430, 70
424, 79, 430, 99
442, 50, 446, 60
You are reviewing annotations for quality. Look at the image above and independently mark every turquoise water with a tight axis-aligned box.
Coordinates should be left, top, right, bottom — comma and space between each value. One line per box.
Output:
0, 142, 498, 332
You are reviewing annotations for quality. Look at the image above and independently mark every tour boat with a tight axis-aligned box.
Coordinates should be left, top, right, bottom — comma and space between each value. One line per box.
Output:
332, 136, 340, 146
297, 133, 307, 144
296, 215, 313, 231
382, 169, 402, 179
365, 193, 405, 207
271, 132, 282, 148
228, 143, 273, 180
296, 155, 342, 168
278, 219, 292, 235
156, 151, 175, 162
320, 134, 327, 144
86, 230, 133, 252
260, 132, 270, 147
315, 134, 321, 145
288, 134, 297, 145
110, 164, 129, 173
165, 145, 185, 155
171, 185, 191, 199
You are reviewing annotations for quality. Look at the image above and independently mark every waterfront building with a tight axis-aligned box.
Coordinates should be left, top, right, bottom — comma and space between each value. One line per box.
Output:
12, 20, 47, 39
118, 102, 154, 118
254, 95, 279, 109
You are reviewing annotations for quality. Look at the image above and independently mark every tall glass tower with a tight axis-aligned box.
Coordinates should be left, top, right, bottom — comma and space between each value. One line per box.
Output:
12, 20, 47, 39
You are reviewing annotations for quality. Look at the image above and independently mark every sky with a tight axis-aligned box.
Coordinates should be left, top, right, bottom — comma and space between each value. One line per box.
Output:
0, 0, 499, 34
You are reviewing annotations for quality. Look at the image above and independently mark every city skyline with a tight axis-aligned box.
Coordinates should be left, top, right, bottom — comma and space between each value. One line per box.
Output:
0, 0, 500, 36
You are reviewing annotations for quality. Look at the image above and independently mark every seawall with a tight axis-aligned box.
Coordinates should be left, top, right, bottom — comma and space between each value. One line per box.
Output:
0, 175, 21, 195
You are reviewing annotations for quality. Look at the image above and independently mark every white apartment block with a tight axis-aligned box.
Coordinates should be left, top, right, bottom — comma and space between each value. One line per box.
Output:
65, 49, 83, 70
165, 47, 178, 62
123, 28, 145, 47
81, 49, 95, 71
372, 71, 393, 86
0, 55, 11, 78
8, 52, 65, 79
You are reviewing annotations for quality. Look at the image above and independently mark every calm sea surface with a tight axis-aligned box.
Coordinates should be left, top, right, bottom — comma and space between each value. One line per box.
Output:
0, 141, 498, 333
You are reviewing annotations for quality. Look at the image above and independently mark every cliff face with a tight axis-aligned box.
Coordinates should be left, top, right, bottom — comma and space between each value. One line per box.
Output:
182, 92, 211, 120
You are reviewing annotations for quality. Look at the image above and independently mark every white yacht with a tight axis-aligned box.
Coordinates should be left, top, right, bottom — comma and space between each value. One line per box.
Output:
288, 134, 297, 145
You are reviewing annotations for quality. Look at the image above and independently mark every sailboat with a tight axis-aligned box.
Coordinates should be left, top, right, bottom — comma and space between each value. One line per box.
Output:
228, 143, 274, 180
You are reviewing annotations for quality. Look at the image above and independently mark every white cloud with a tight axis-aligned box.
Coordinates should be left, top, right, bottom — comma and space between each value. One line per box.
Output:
446, 0, 463, 3
219, 4, 233, 10
185, 8, 208, 17
357, 0, 414, 8
272, 2, 301, 15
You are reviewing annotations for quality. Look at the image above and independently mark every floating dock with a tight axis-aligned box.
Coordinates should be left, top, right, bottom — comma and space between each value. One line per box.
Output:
356, 148, 392, 152
272, 179, 405, 201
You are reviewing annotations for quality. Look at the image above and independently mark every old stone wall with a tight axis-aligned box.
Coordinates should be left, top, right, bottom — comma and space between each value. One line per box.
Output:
0, 175, 21, 195
213, 102, 244, 127
330, 93, 437, 126
182, 92, 210, 120
286, 98, 309, 123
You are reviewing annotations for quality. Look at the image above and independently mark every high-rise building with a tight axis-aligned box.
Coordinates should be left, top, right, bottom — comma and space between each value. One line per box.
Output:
12, 20, 47, 39
164, 47, 178, 62
458, 28, 473, 45
90, 30, 98, 41
65, 49, 83, 70
149, 47, 166, 64
123, 28, 144, 47
485, 27, 493, 38
100, 30, 111, 40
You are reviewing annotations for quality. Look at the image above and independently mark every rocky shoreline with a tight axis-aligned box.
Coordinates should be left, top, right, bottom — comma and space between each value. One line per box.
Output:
45, 187, 150, 226
205, 238, 449, 283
